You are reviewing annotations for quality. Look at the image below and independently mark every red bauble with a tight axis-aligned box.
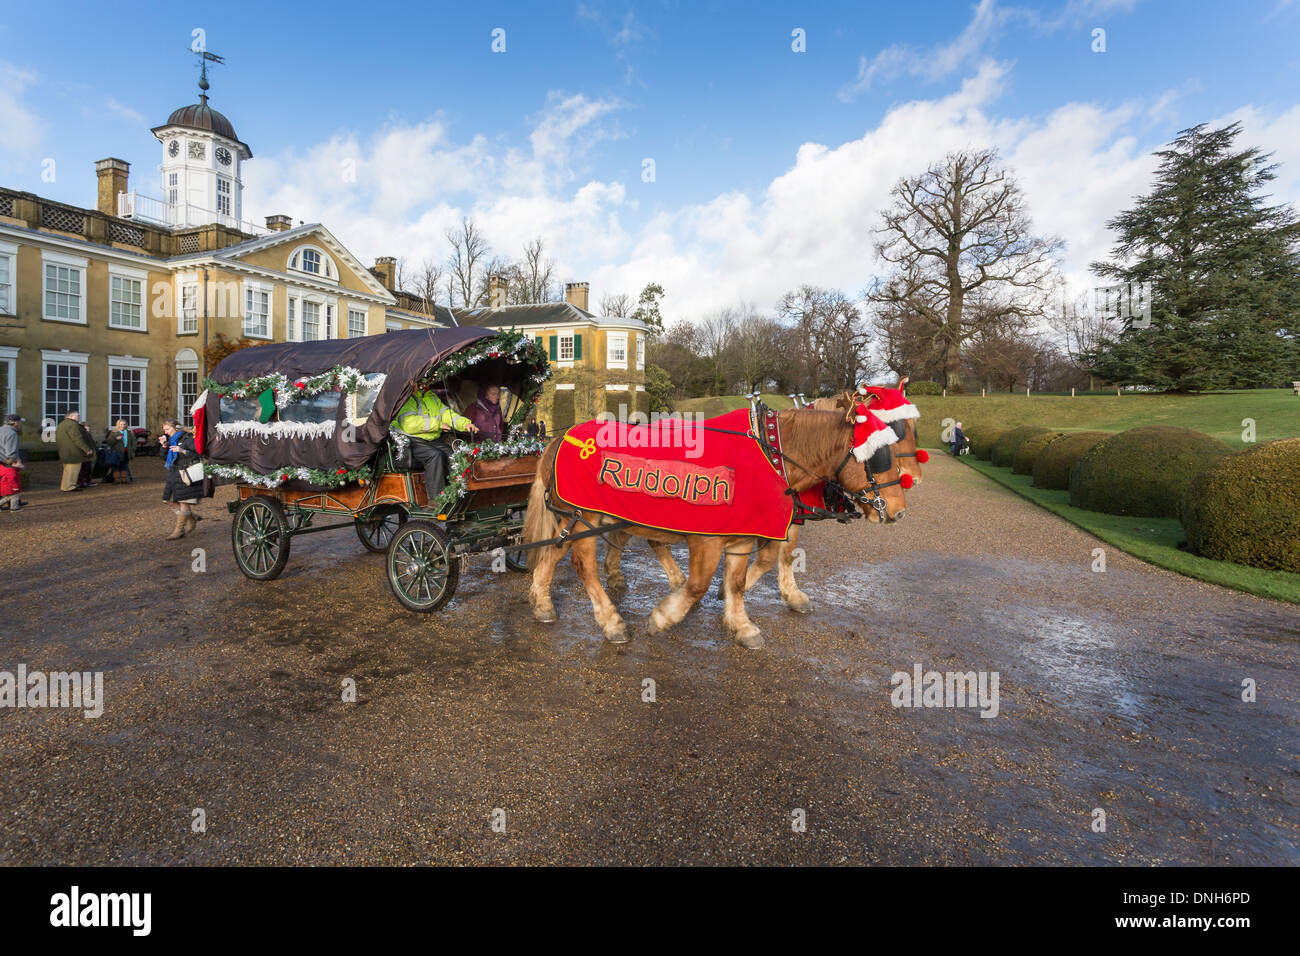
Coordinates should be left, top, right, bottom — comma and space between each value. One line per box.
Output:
900, 473, 914, 490
916, 449, 930, 463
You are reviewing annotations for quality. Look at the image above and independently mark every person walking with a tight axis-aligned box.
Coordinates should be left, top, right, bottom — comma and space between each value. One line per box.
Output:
56, 411, 94, 492
159, 420, 202, 539
391, 383, 479, 505
76, 416, 97, 487
0, 414, 27, 508
107, 419, 134, 483
0, 457, 21, 513
466, 384, 505, 442
951, 421, 967, 457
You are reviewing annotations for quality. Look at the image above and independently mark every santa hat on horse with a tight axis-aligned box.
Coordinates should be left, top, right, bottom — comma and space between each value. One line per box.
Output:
857, 377, 920, 425
851, 404, 898, 463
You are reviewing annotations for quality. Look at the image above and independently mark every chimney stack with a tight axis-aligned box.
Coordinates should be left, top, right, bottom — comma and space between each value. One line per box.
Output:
489, 274, 508, 308
565, 281, 589, 312
372, 257, 397, 291
95, 158, 129, 217
265, 214, 292, 233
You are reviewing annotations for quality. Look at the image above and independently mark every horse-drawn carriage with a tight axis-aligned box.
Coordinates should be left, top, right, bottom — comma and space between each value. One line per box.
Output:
200, 327, 549, 612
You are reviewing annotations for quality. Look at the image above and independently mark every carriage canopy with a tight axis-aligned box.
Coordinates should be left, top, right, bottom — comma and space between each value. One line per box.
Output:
202, 326, 550, 488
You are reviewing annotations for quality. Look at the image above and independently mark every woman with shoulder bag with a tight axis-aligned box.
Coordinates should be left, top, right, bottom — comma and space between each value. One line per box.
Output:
160, 420, 203, 540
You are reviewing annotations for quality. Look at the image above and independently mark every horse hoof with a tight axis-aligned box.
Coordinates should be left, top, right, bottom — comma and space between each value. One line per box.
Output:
606, 576, 627, 593
533, 607, 558, 624
605, 627, 630, 645
784, 596, 811, 614
646, 611, 669, 635
735, 627, 764, 650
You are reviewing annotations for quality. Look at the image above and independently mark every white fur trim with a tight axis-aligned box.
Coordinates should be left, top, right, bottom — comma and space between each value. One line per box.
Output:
190, 389, 209, 416
215, 420, 337, 440
857, 384, 868, 396
855, 414, 868, 423
867, 402, 920, 424
852, 425, 896, 462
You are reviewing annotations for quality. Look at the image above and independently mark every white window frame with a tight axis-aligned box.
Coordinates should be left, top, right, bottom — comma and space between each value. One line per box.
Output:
287, 297, 299, 341
347, 304, 368, 338
0, 346, 17, 420
288, 244, 338, 283
177, 277, 199, 335
40, 349, 88, 423
636, 335, 645, 371
0, 241, 16, 316
176, 348, 200, 426
558, 331, 575, 363
385, 319, 403, 332
107, 354, 148, 429
108, 264, 148, 332
216, 176, 232, 216
243, 280, 271, 339
41, 250, 88, 325
607, 331, 628, 370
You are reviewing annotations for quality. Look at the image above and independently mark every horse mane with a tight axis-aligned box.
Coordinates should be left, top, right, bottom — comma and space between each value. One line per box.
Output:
775, 409, 856, 490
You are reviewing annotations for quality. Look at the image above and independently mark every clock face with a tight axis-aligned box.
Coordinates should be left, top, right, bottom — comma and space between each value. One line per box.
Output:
216, 146, 232, 167
188, 140, 205, 160
168, 139, 179, 157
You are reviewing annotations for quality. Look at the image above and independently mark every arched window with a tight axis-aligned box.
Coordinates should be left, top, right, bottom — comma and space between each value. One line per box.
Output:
288, 245, 337, 281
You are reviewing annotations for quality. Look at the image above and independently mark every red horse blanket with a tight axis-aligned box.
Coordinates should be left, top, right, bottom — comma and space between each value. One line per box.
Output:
553, 409, 794, 539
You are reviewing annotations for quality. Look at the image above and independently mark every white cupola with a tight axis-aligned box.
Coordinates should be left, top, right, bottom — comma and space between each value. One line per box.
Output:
150, 71, 251, 229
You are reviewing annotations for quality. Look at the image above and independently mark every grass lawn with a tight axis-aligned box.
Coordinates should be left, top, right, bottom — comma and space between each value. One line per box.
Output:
910, 388, 1300, 448
961, 456, 1300, 604
674, 393, 798, 417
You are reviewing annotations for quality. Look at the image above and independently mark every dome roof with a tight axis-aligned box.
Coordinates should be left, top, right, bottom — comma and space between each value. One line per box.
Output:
153, 95, 251, 157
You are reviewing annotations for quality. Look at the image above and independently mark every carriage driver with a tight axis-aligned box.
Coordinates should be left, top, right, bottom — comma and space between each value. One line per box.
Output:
393, 384, 479, 503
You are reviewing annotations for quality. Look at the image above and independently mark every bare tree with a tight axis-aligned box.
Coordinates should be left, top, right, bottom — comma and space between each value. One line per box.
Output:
696, 308, 737, 395
600, 292, 634, 317
871, 148, 1062, 389
414, 258, 444, 313
518, 237, 558, 304
445, 217, 491, 308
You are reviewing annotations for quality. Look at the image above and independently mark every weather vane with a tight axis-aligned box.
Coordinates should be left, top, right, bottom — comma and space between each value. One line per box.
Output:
193, 49, 224, 102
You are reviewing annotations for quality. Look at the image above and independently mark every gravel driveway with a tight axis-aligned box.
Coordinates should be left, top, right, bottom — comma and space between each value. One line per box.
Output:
1, 454, 1295, 864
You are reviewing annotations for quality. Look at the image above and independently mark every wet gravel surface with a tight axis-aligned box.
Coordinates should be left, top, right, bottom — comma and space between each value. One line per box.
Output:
1, 454, 1296, 865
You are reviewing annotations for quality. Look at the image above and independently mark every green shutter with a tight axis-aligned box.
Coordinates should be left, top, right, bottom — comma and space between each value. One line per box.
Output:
534, 336, 542, 352
548, 336, 557, 361
573, 333, 583, 361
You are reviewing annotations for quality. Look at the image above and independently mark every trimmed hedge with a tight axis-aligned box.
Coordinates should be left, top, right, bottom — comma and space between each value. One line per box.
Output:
991, 426, 1051, 468
1032, 431, 1111, 490
1069, 426, 1232, 518
1180, 438, 1300, 573
906, 380, 943, 396
1012, 431, 1066, 475
967, 426, 1008, 461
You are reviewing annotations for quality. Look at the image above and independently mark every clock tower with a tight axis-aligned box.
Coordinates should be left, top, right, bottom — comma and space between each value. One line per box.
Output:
150, 65, 252, 229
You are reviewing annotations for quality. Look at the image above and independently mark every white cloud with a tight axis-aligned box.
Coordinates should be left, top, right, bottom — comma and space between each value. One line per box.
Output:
0, 61, 43, 156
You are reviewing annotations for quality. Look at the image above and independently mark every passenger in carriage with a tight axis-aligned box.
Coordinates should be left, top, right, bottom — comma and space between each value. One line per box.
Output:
392, 383, 480, 503
466, 383, 504, 443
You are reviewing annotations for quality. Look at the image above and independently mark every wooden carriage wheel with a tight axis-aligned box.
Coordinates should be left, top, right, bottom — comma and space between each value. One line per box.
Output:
231, 496, 292, 581
386, 520, 459, 612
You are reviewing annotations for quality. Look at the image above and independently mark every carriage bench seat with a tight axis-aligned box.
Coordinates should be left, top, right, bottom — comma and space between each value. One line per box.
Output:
463, 454, 540, 492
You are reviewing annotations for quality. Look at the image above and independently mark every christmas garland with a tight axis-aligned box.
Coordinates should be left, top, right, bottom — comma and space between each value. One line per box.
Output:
204, 365, 367, 410
430, 331, 551, 408
204, 461, 373, 490
430, 436, 547, 514
215, 420, 337, 440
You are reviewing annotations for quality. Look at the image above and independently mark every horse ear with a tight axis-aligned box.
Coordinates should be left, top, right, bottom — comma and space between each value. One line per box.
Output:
898, 375, 909, 391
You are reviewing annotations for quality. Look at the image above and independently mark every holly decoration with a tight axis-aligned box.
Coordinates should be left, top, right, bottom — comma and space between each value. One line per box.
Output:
204, 365, 368, 411
429, 436, 546, 513
428, 331, 551, 416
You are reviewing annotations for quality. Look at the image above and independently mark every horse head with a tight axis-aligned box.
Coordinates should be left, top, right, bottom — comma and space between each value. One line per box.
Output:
778, 408, 908, 523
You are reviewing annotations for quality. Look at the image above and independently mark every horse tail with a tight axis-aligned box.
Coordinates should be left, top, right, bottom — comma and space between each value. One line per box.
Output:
523, 436, 563, 569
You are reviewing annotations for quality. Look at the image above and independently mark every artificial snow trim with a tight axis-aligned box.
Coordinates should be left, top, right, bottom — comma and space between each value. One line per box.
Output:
215, 420, 337, 440
852, 425, 897, 463
865, 401, 920, 424
204, 461, 372, 490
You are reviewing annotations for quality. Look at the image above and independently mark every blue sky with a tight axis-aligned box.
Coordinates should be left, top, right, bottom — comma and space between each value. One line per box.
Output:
3, 0, 1299, 315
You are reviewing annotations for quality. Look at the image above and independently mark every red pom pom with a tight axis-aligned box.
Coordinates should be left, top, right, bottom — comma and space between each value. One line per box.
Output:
336, 468, 346, 474
900, 473, 914, 490
916, 449, 930, 463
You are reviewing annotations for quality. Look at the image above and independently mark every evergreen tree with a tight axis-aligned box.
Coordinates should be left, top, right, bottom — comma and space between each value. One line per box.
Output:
1088, 123, 1300, 390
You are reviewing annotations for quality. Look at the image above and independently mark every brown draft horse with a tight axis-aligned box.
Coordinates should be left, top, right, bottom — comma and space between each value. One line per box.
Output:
524, 408, 909, 650
603, 378, 925, 615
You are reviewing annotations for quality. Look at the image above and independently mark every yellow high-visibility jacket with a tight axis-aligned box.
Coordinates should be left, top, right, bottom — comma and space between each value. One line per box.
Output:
393, 389, 472, 440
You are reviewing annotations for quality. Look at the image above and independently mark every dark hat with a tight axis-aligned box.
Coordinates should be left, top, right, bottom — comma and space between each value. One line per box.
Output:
4, 413, 22, 423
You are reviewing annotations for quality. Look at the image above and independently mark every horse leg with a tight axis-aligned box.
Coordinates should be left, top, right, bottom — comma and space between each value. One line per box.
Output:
529, 540, 567, 623
648, 537, 721, 635
722, 539, 763, 649
570, 532, 629, 644
775, 533, 810, 614
743, 538, 781, 592
603, 530, 629, 593
652, 542, 686, 590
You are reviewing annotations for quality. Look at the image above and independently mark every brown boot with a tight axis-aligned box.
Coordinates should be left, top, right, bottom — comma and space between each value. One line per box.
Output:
166, 513, 187, 540
183, 512, 198, 533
